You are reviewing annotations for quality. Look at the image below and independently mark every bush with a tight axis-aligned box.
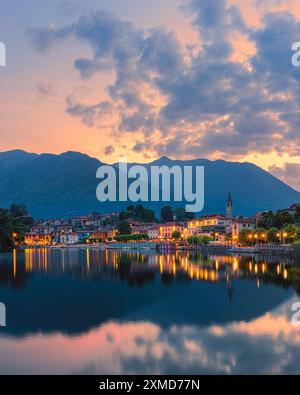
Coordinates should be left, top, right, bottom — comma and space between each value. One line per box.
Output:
114, 234, 149, 242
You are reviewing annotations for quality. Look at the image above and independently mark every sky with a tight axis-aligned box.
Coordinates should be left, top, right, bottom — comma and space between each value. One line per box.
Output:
1, 0, 300, 189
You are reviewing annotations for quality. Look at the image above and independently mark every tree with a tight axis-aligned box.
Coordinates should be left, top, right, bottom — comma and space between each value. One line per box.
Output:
134, 205, 155, 222
187, 235, 212, 246
119, 210, 132, 220
267, 227, 279, 242
283, 224, 299, 242
239, 229, 253, 246
172, 231, 181, 239
273, 211, 294, 229
257, 211, 274, 229
294, 204, 300, 222
174, 208, 186, 221
0, 205, 32, 251
161, 206, 174, 222
117, 220, 132, 235
119, 205, 156, 222
253, 227, 267, 243
114, 234, 149, 242
10, 204, 28, 218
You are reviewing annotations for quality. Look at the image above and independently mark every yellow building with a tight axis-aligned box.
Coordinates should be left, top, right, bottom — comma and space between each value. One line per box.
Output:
159, 223, 185, 239
24, 233, 52, 246
187, 215, 229, 236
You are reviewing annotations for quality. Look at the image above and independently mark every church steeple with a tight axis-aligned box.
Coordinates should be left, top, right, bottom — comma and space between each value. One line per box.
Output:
226, 191, 233, 218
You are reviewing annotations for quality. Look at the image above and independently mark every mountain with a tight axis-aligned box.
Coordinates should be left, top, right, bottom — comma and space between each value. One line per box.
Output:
0, 149, 299, 219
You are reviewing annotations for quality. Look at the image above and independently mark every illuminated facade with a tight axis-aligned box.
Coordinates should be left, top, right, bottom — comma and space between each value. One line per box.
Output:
231, 219, 255, 241
158, 223, 185, 239
24, 233, 52, 246
147, 226, 160, 239
60, 233, 79, 245
187, 215, 230, 236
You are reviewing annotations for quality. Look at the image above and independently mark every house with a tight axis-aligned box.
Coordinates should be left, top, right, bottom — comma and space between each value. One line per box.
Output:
187, 215, 231, 236
147, 226, 160, 239
60, 233, 79, 245
24, 233, 52, 246
231, 218, 255, 241
158, 223, 185, 239
71, 216, 95, 229
89, 230, 108, 241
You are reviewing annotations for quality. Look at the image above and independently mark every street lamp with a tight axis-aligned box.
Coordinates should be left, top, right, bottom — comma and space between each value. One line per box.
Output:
12, 232, 18, 247
276, 232, 281, 244
248, 234, 253, 246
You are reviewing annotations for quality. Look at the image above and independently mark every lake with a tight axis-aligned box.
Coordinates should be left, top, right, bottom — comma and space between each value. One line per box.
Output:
0, 248, 300, 374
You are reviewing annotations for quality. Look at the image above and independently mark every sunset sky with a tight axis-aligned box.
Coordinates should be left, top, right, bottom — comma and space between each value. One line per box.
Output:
1, 0, 300, 189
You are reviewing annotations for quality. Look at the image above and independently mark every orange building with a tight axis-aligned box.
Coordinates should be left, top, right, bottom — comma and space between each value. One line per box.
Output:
24, 233, 52, 246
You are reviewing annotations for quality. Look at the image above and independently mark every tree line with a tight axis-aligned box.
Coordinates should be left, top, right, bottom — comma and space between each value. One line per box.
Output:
0, 204, 33, 251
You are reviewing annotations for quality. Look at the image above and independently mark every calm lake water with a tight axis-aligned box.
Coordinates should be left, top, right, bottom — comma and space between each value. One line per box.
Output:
0, 248, 300, 374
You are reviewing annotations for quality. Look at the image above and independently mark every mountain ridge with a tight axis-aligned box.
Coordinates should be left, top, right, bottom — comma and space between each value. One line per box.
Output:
0, 149, 299, 219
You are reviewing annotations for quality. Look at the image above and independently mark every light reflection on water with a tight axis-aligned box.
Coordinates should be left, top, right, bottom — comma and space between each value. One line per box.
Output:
0, 248, 299, 374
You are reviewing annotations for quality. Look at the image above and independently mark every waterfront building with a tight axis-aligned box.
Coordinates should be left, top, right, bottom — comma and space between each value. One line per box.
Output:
60, 233, 79, 245
147, 226, 160, 239
24, 233, 52, 246
187, 214, 229, 236
158, 223, 185, 239
231, 218, 255, 241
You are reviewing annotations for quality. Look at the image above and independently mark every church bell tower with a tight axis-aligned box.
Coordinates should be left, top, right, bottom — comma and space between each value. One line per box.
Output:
226, 192, 233, 219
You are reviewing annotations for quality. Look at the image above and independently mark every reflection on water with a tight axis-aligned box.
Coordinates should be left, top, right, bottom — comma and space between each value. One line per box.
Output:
0, 248, 300, 374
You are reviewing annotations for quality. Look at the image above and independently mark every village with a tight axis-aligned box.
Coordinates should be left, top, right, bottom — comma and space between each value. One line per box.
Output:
23, 193, 300, 254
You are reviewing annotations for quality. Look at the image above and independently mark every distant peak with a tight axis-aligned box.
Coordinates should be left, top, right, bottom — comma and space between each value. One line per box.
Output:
151, 156, 173, 165
0, 149, 37, 159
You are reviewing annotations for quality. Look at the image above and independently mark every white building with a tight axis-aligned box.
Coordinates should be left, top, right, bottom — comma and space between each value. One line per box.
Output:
60, 233, 79, 245
231, 218, 255, 241
147, 226, 160, 240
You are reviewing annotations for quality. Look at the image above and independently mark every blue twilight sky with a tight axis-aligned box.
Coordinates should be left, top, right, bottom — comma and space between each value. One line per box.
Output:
1, 0, 300, 189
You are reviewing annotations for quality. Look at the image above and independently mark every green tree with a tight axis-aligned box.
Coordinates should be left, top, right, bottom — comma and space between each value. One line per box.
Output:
174, 208, 186, 221
117, 220, 132, 235
294, 204, 300, 222
9, 204, 28, 218
187, 235, 212, 246
0, 205, 31, 251
283, 224, 299, 242
119, 205, 156, 222
172, 231, 181, 239
161, 206, 174, 222
273, 211, 294, 229
239, 229, 253, 246
267, 227, 279, 242
257, 211, 274, 229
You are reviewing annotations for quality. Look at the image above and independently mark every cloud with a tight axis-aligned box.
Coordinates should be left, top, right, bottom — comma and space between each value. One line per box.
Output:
269, 163, 300, 191
28, 1, 300, 161
57, 1, 81, 17
104, 145, 115, 156
1, 296, 300, 374
37, 82, 55, 98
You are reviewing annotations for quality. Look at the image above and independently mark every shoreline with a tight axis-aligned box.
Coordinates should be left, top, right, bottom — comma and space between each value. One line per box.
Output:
19, 242, 296, 256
